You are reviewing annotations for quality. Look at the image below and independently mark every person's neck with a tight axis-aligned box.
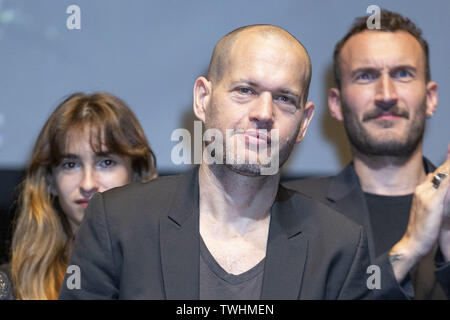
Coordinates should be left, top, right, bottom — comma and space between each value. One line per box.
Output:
198, 163, 279, 234
353, 144, 426, 196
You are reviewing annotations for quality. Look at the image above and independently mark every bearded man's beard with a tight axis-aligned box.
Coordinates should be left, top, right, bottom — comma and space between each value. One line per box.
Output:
341, 100, 427, 157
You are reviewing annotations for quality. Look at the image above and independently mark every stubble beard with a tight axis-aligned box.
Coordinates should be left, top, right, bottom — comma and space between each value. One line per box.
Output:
341, 99, 427, 158
203, 123, 298, 177
224, 133, 295, 176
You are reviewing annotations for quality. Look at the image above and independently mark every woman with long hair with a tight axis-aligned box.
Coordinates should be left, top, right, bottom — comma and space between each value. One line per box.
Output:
8, 92, 157, 299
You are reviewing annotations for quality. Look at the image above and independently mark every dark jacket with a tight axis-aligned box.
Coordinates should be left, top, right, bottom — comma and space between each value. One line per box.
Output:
60, 167, 380, 300
284, 159, 450, 299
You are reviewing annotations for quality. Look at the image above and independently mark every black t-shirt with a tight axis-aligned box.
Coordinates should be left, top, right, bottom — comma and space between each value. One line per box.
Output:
199, 237, 265, 300
364, 192, 413, 257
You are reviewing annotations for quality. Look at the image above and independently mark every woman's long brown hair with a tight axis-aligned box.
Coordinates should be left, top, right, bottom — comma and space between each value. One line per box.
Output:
11, 92, 157, 299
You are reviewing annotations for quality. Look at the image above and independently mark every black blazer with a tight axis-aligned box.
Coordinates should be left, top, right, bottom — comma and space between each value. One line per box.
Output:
60, 167, 383, 300
284, 159, 450, 300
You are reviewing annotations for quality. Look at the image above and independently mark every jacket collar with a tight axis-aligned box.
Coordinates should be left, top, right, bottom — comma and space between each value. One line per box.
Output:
326, 157, 436, 202
324, 156, 437, 262
166, 167, 307, 237
166, 165, 200, 226
160, 167, 308, 299
159, 166, 200, 299
260, 186, 314, 299
423, 157, 436, 174
326, 162, 360, 202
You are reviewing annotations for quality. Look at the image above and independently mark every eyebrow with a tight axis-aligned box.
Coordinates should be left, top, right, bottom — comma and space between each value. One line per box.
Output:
350, 67, 380, 78
232, 81, 301, 100
389, 65, 418, 74
60, 151, 113, 159
231, 80, 259, 88
95, 151, 113, 157
351, 65, 418, 77
60, 153, 80, 160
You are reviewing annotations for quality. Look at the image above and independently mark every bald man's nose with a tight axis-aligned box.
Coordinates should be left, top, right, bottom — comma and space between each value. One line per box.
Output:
249, 92, 274, 129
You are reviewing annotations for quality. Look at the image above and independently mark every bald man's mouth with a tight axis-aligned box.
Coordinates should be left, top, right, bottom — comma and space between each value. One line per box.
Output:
241, 130, 272, 146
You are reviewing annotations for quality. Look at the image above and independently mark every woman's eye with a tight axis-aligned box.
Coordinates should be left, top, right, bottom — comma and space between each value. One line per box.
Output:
99, 159, 116, 168
62, 161, 78, 170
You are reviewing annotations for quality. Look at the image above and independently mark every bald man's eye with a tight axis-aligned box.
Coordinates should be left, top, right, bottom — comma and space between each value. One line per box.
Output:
275, 95, 293, 104
238, 87, 255, 95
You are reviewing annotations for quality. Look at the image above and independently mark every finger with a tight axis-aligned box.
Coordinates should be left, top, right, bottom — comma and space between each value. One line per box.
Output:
444, 186, 450, 217
419, 161, 450, 196
424, 160, 450, 182
440, 177, 450, 211
417, 160, 449, 193
422, 173, 433, 186
439, 170, 450, 189
429, 160, 450, 183
432, 168, 450, 201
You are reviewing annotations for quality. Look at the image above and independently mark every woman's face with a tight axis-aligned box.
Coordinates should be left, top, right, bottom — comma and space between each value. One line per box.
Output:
52, 129, 132, 232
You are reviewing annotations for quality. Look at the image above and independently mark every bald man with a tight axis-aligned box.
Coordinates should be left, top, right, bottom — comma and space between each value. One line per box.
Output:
60, 25, 380, 300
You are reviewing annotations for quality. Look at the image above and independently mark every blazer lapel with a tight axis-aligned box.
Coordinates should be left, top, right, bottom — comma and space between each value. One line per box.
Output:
261, 186, 308, 299
325, 164, 377, 261
160, 167, 200, 299
324, 159, 443, 298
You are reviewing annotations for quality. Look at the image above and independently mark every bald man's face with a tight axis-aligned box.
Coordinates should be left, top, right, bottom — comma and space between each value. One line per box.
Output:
202, 33, 314, 175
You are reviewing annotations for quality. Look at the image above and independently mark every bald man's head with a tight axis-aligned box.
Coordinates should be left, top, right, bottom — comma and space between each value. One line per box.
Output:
207, 24, 312, 102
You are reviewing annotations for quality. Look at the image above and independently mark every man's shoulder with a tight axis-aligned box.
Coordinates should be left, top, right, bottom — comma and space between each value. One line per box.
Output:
91, 173, 186, 224
283, 176, 331, 190
286, 189, 363, 245
283, 176, 333, 200
283, 164, 357, 201
288, 190, 372, 298
104, 173, 183, 201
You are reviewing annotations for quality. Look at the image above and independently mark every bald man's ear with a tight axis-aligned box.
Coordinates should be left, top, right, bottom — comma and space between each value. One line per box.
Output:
295, 101, 315, 143
328, 88, 344, 121
193, 77, 212, 123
